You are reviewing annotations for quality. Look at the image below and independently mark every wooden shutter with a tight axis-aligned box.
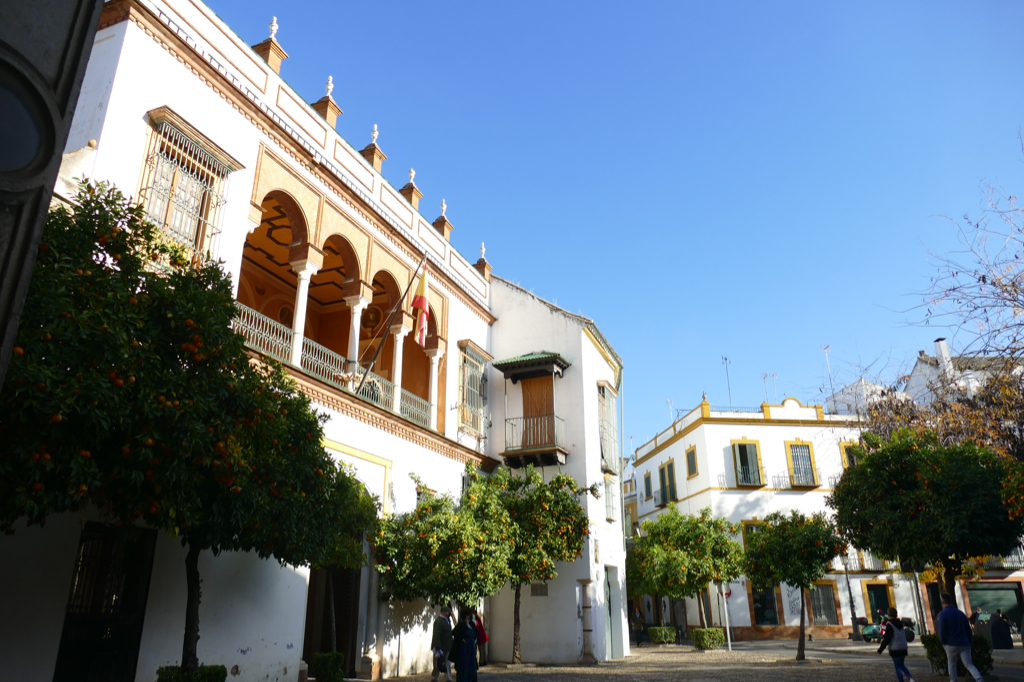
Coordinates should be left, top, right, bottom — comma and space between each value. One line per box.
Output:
666, 462, 677, 500
521, 376, 554, 448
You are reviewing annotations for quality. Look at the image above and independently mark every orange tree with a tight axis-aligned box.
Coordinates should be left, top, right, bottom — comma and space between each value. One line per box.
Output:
625, 507, 743, 628
828, 430, 1023, 603
376, 468, 514, 607
492, 466, 595, 664
0, 183, 379, 673
744, 511, 842, 661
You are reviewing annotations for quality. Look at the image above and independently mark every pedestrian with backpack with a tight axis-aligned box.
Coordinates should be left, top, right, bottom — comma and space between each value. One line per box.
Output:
878, 607, 915, 682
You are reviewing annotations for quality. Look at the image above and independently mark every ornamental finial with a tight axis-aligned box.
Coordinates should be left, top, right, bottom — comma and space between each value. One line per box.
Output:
269, 16, 278, 39
371, 124, 378, 145
441, 199, 447, 217
480, 242, 486, 259
326, 76, 334, 98
409, 168, 416, 184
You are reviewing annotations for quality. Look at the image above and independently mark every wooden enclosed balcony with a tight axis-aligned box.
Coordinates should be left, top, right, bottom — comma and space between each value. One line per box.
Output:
503, 414, 567, 468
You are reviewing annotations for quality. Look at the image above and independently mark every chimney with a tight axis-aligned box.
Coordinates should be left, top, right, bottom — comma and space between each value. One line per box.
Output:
252, 17, 288, 74
934, 338, 954, 376
310, 76, 342, 129
432, 199, 454, 242
359, 124, 387, 171
473, 242, 492, 281
399, 168, 422, 210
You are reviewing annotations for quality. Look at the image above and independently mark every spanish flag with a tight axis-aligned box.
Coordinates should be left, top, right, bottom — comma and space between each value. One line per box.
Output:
411, 267, 430, 347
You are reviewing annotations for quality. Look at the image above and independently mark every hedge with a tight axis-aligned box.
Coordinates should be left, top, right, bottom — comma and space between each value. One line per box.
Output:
691, 628, 726, 650
156, 666, 227, 682
647, 626, 676, 644
309, 652, 346, 682
919, 633, 993, 676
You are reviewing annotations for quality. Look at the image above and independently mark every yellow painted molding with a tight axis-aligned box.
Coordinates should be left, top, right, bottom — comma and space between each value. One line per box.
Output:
323, 438, 392, 514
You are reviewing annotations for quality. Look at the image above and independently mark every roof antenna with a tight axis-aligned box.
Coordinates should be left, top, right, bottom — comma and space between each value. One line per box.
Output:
722, 356, 732, 410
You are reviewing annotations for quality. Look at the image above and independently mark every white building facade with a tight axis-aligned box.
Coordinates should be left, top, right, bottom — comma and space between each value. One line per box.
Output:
0, 0, 627, 679
629, 397, 931, 640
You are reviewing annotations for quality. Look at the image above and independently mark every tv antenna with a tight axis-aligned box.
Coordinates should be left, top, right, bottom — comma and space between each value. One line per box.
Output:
722, 356, 732, 410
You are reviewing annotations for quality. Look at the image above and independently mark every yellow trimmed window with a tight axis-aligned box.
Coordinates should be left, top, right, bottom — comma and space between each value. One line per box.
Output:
686, 446, 698, 478
643, 472, 652, 499
731, 440, 764, 487
785, 440, 819, 488
840, 441, 859, 468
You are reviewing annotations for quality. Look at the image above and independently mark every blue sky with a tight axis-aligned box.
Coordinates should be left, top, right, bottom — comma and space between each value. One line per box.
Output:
208, 0, 1024, 450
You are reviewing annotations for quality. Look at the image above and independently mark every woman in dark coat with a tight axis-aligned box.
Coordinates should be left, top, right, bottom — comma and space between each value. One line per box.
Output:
449, 610, 479, 682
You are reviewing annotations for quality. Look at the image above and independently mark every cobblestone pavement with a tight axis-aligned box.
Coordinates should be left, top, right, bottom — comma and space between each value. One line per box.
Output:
409, 647, 891, 682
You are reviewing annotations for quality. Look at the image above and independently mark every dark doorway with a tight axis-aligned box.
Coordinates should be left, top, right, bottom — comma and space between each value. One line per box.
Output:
866, 584, 892, 623
302, 567, 362, 676
52, 522, 158, 682
927, 583, 943, 622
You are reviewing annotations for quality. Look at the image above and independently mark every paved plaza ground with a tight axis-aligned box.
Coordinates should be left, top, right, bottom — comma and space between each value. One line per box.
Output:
392, 641, 1024, 682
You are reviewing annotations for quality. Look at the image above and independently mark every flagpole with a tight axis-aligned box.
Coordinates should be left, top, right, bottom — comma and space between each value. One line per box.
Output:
356, 254, 427, 396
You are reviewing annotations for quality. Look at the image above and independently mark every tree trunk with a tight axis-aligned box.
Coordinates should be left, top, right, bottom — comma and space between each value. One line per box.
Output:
327, 568, 337, 652
696, 591, 707, 628
182, 542, 202, 672
513, 582, 522, 664
796, 588, 806, 661
943, 564, 961, 607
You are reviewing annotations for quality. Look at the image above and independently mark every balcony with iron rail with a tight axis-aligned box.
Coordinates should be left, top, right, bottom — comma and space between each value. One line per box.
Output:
232, 302, 433, 430
503, 414, 567, 468
735, 465, 764, 487
776, 466, 820, 489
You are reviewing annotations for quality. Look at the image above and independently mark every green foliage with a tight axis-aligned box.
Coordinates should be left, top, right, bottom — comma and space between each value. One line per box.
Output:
376, 467, 514, 605
920, 633, 994, 676
691, 628, 725, 650
156, 665, 227, 682
626, 507, 744, 601
308, 652, 346, 682
827, 430, 1023, 581
0, 184, 379, 670
647, 626, 676, 644
744, 510, 842, 591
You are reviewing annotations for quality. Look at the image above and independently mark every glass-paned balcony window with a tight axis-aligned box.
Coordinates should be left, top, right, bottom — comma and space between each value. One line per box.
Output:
733, 442, 763, 486
458, 345, 487, 436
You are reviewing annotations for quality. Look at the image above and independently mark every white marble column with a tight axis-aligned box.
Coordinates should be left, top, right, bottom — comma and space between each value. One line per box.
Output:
343, 295, 371, 367
389, 324, 411, 412
288, 260, 319, 366
425, 348, 444, 430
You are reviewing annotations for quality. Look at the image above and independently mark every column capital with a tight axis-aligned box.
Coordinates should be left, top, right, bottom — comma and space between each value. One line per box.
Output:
343, 294, 372, 310
389, 310, 414, 337
390, 322, 412, 338
425, 347, 445, 360
290, 259, 320, 279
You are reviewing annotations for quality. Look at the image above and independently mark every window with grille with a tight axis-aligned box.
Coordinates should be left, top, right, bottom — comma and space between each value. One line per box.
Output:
140, 114, 234, 262
810, 584, 839, 625
787, 442, 817, 487
598, 385, 618, 474
751, 586, 780, 626
605, 478, 616, 522
458, 344, 487, 436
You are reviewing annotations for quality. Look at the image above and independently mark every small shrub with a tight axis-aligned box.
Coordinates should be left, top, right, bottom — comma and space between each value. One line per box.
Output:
647, 626, 676, 644
309, 651, 346, 682
691, 628, 726, 650
919, 633, 993, 676
156, 665, 227, 682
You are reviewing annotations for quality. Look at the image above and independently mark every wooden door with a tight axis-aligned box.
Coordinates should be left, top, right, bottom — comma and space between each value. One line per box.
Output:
521, 376, 553, 448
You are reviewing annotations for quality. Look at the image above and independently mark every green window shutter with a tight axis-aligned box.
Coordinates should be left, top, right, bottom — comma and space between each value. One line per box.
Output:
667, 462, 677, 500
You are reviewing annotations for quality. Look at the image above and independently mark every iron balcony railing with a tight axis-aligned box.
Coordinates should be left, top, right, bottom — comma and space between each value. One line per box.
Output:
624, 491, 638, 505
711, 405, 763, 413
736, 465, 762, 486
861, 551, 884, 571
828, 474, 842, 489
505, 414, 565, 452
400, 388, 432, 428
234, 304, 433, 429
790, 466, 820, 488
233, 303, 293, 363
653, 487, 669, 507
300, 336, 352, 390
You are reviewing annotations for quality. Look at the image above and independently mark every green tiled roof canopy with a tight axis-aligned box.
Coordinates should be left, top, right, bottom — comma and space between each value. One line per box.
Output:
492, 351, 571, 383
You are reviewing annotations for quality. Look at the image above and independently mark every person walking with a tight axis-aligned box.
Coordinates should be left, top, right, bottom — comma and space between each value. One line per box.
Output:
938, 593, 985, 682
473, 610, 489, 666
631, 606, 644, 646
877, 607, 915, 682
450, 609, 479, 682
430, 606, 454, 682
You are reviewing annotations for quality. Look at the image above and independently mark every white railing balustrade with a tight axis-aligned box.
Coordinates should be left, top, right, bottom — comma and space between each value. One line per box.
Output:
351, 365, 396, 413
232, 303, 293, 363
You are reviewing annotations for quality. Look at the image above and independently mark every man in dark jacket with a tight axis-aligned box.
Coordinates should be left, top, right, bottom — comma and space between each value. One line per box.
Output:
877, 607, 915, 682
431, 606, 454, 682
938, 593, 984, 682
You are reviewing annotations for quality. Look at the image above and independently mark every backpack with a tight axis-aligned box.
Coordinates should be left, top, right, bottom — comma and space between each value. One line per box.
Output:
889, 623, 908, 652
